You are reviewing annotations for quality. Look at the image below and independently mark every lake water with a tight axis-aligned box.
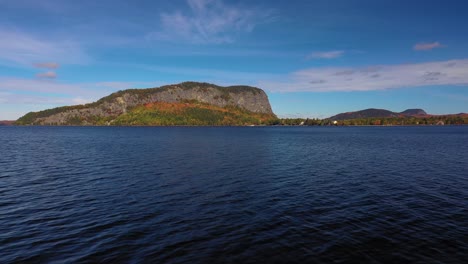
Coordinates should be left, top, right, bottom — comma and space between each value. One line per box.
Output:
1, 126, 467, 263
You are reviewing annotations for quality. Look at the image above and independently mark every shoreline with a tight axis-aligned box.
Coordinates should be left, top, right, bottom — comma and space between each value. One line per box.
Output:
5, 124, 467, 128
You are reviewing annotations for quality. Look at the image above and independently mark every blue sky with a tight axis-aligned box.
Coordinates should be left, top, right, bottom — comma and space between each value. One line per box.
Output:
1, 0, 468, 119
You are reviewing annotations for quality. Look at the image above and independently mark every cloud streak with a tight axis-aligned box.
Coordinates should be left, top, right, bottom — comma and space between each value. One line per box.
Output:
149, 0, 272, 44
306, 50, 344, 60
413, 42, 444, 51
36, 71, 57, 79
259, 59, 468, 92
0, 78, 93, 95
0, 78, 164, 97
33, 62, 60, 69
0, 28, 90, 66
0, 77, 173, 119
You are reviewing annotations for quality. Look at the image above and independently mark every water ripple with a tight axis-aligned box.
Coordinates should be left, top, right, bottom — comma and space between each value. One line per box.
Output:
0, 126, 467, 263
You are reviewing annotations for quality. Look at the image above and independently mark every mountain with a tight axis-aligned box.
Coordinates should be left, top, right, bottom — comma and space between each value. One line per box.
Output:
326, 108, 468, 125
400, 109, 427, 116
328, 108, 398, 120
328, 108, 430, 120
16, 82, 277, 126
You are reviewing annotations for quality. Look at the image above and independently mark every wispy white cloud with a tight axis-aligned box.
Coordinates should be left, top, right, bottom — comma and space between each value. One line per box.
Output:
148, 0, 273, 44
0, 92, 11, 103
0, 78, 163, 105
36, 71, 57, 79
259, 59, 468, 92
33, 62, 60, 69
306, 50, 344, 60
0, 28, 90, 66
0, 78, 162, 96
0, 78, 92, 96
413, 42, 444, 51
0, 77, 168, 119
0, 93, 71, 105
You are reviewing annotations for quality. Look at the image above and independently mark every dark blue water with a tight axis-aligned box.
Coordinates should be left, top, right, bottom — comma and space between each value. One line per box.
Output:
0, 126, 467, 263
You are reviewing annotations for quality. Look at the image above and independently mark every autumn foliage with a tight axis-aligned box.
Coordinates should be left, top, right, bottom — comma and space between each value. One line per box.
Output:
111, 100, 278, 126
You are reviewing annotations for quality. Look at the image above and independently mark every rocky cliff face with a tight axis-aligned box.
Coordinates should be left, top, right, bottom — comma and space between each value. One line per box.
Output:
17, 82, 275, 125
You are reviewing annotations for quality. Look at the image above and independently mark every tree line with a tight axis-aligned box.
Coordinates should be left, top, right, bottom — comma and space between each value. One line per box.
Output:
276, 116, 468, 126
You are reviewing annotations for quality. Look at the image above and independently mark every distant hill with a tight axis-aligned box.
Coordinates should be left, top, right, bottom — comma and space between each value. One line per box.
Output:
328, 108, 468, 121
325, 108, 467, 125
16, 82, 277, 126
400, 109, 427, 116
327, 108, 420, 120
0, 120, 15, 126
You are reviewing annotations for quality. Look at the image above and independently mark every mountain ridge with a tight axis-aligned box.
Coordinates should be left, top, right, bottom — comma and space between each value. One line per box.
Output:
16, 82, 276, 126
